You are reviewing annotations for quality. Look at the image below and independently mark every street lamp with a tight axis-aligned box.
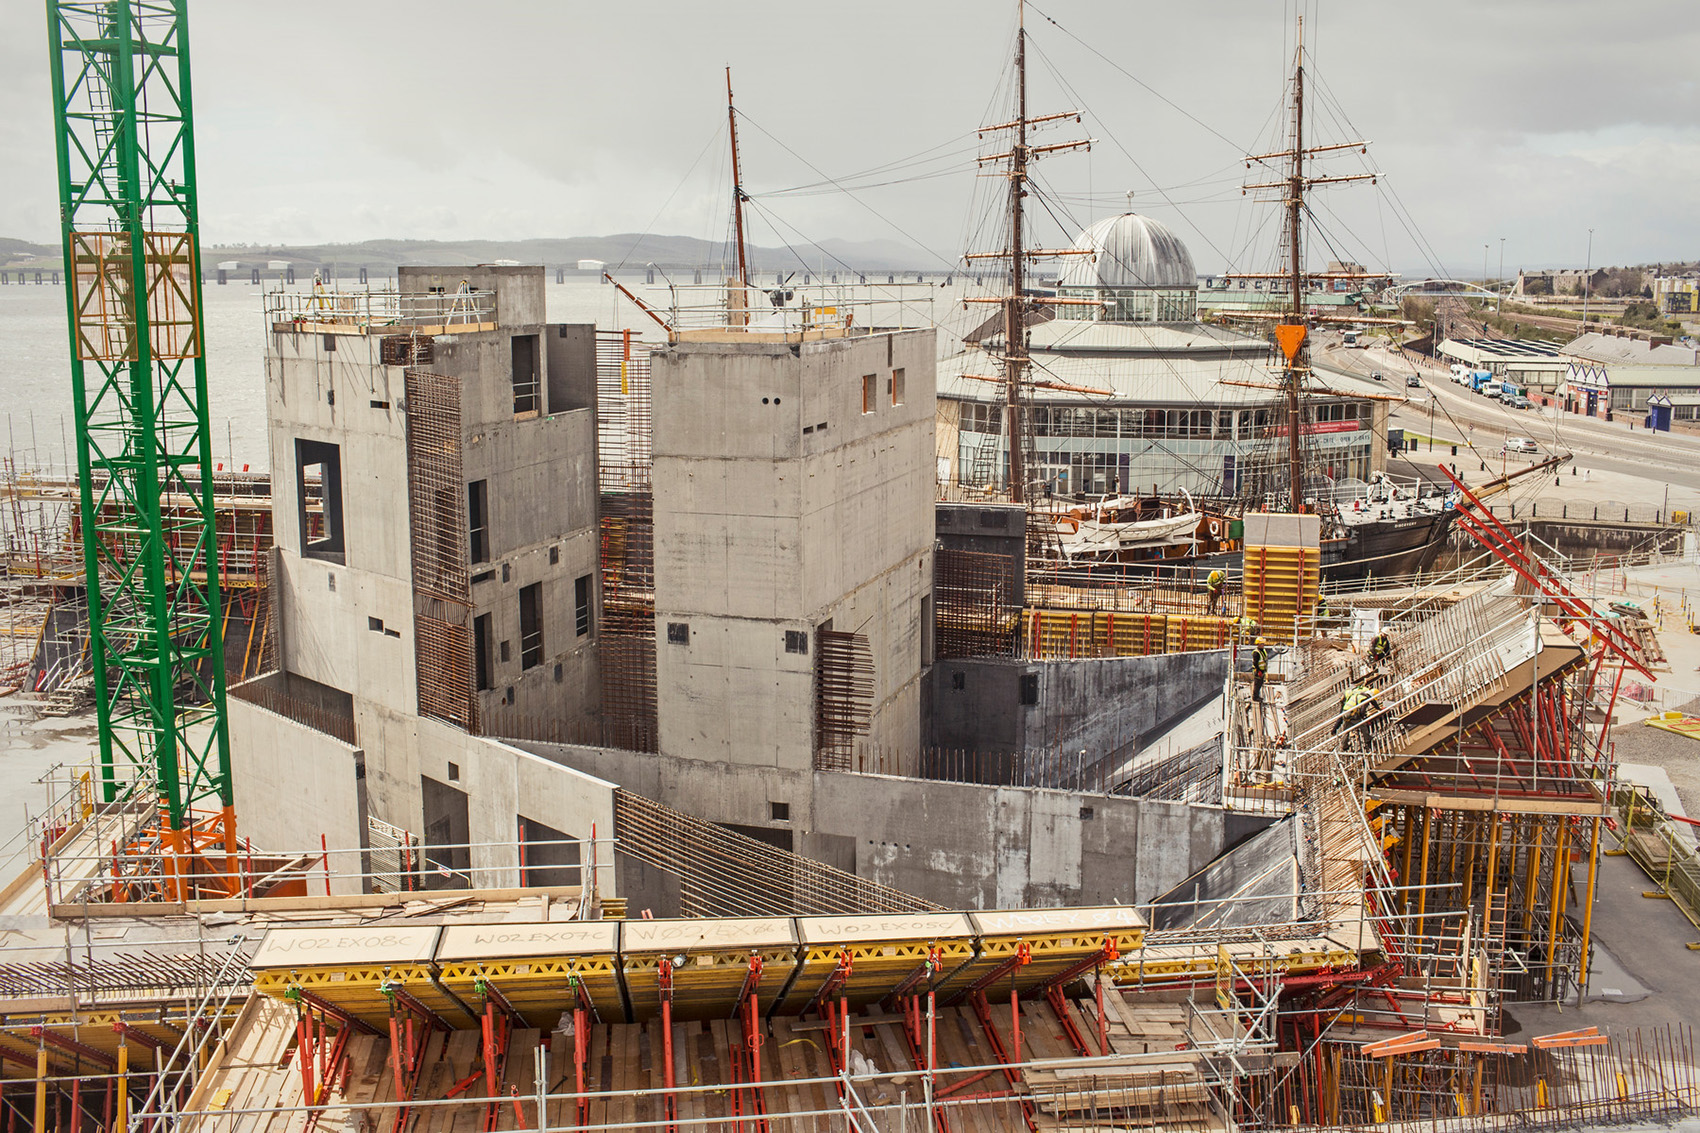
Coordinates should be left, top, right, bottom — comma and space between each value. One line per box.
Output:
1498, 238, 1505, 311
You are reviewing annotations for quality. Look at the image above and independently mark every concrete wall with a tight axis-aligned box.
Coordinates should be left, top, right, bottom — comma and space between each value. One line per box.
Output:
399, 264, 546, 328
228, 693, 366, 896
351, 701, 618, 892
650, 329, 936, 770
930, 651, 1229, 761
514, 741, 1267, 915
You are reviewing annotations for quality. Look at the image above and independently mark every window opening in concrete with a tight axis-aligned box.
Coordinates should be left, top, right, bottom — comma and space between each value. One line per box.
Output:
951, 670, 965, 691
1079, 806, 1095, 820
769, 801, 791, 821
784, 630, 808, 655
511, 333, 541, 416
575, 574, 593, 637
421, 775, 470, 890
517, 814, 582, 887
322, 333, 336, 352
519, 582, 543, 668
474, 613, 493, 691
861, 374, 877, 414
370, 399, 390, 409
500, 640, 510, 663
1019, 672, 1039, 705
468, 480, 490, 563
367, 616, 383, 632
294, 439, 345, 563
446, 762, 460, 782
471, 569, 495, 585
667, 622, 690, 645
722, 822, 795, 853
549, 545, 559, 565
890, 367, 905, 406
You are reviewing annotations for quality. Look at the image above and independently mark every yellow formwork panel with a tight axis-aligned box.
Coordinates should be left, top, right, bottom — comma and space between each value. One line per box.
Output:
1108, 939, 1363, 987
1243, 542, 1320, 646
1023, 608, 1102, 659
249, 925, 463, 1029
943, 907, 1147, 1000
1098, 611, 1167, 657
1165, 615, 1235, 653
787, 913, 977, 1014
620, 917, 801, 1022
434, 922, 623, 1028
0, 1007, 245, 1078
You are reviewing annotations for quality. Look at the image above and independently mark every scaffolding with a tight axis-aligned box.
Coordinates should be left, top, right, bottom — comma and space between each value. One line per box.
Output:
597, 329, 659, 752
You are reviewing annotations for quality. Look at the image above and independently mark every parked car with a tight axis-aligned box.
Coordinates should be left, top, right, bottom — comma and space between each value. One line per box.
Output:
1370, 370, 1385, 382
1406, 374, 1422, 388
1507, 437, 1538, 454
1509, 396, 1531, 410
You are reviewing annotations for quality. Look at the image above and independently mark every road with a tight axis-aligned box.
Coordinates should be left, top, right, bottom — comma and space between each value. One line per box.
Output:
1317, 342, 1700, 495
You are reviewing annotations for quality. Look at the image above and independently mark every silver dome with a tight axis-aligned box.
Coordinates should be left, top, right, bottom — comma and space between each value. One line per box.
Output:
1059, 213, 1197, 290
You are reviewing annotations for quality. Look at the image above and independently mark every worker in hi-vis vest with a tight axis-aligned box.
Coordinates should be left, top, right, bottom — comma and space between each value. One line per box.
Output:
1251, 637, 1270, 703
1206, 569, 1226, 615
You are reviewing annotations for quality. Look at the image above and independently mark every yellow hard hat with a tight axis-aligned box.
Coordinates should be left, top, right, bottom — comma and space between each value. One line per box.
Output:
1370, 689, 1382, 698
1255, 636, 1267, 645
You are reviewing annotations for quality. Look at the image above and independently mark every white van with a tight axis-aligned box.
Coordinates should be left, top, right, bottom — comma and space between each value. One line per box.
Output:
1481, 381, 1503, 399
1342, 330, 1360, 347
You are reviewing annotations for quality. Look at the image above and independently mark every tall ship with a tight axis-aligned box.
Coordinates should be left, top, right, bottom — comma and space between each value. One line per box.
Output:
937, 7, 1459, 581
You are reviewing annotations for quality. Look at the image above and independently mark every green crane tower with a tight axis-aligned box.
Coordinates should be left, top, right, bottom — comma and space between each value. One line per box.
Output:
45, 0, 236, 898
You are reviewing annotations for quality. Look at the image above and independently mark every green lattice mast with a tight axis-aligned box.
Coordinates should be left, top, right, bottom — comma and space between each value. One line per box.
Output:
45, 0, 236, 894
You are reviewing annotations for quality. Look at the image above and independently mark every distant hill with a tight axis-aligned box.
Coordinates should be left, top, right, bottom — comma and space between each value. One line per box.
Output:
0, 232, 943, 275
0, 238, 60, 267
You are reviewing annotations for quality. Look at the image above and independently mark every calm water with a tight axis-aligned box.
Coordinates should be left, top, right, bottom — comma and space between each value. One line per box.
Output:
0, 273, 971, 474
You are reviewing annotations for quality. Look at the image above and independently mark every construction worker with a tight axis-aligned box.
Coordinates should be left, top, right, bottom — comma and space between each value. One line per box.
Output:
1333, 683, 1369, 747
1251, 637, 1270, 703
1314, 594, 1329, 624
1369, 629, 1393, 666
1206, 568, 1226, 615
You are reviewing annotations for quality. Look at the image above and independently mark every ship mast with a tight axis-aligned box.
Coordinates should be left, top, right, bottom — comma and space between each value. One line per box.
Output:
1006, 3, 1029, 503
1235, 14, 1378, 513
1284, 17, 1306, 512
726, 66, 750, 290
965, 1, 1090, 504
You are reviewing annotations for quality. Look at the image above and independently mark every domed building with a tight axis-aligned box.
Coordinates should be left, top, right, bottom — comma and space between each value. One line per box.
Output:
937, 212, 1389, 501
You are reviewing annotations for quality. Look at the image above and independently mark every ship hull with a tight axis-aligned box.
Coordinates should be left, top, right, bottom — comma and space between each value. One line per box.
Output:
1323, 509, 1457, 581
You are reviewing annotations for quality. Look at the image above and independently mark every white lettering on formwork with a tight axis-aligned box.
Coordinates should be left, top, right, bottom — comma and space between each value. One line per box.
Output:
465, 929, 601, 947
634, 921, 789, 945
807, 917, 964, 940
273, 934, 419, 953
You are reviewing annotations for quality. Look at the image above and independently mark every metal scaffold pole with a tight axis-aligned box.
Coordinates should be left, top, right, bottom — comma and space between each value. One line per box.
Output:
44, 0, 236, 896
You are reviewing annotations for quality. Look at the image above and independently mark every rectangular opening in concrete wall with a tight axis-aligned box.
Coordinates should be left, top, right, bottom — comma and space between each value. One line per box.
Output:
890, 367, 905, 406
468, 479, 489, 563
519, 582, 543, 669
1020, 672, 1039, 705
474, 612, 493, 691
861, 374, 877, 414
518, 814, 582, 888
511, 333, 541, 416
667, 622, 689, 645
721, 822, 794, 853
575, 574, 592, 637
784, 630, 808, 654
294, 439, 345, 563
420, 775, 470, 889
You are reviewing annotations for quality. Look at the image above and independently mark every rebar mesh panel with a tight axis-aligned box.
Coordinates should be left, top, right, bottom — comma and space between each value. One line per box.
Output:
814, 629, 873, 772
613, 789, 941, 917
404, 369, 476, 730
596, 331, 658, 750
935, 546, 1019, 659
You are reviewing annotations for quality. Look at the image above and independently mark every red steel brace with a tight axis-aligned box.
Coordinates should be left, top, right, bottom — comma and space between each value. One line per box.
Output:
658, 957, 678, 1133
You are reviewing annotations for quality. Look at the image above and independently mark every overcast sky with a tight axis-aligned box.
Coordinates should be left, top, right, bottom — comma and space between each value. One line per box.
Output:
3, 0, 1696, 277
